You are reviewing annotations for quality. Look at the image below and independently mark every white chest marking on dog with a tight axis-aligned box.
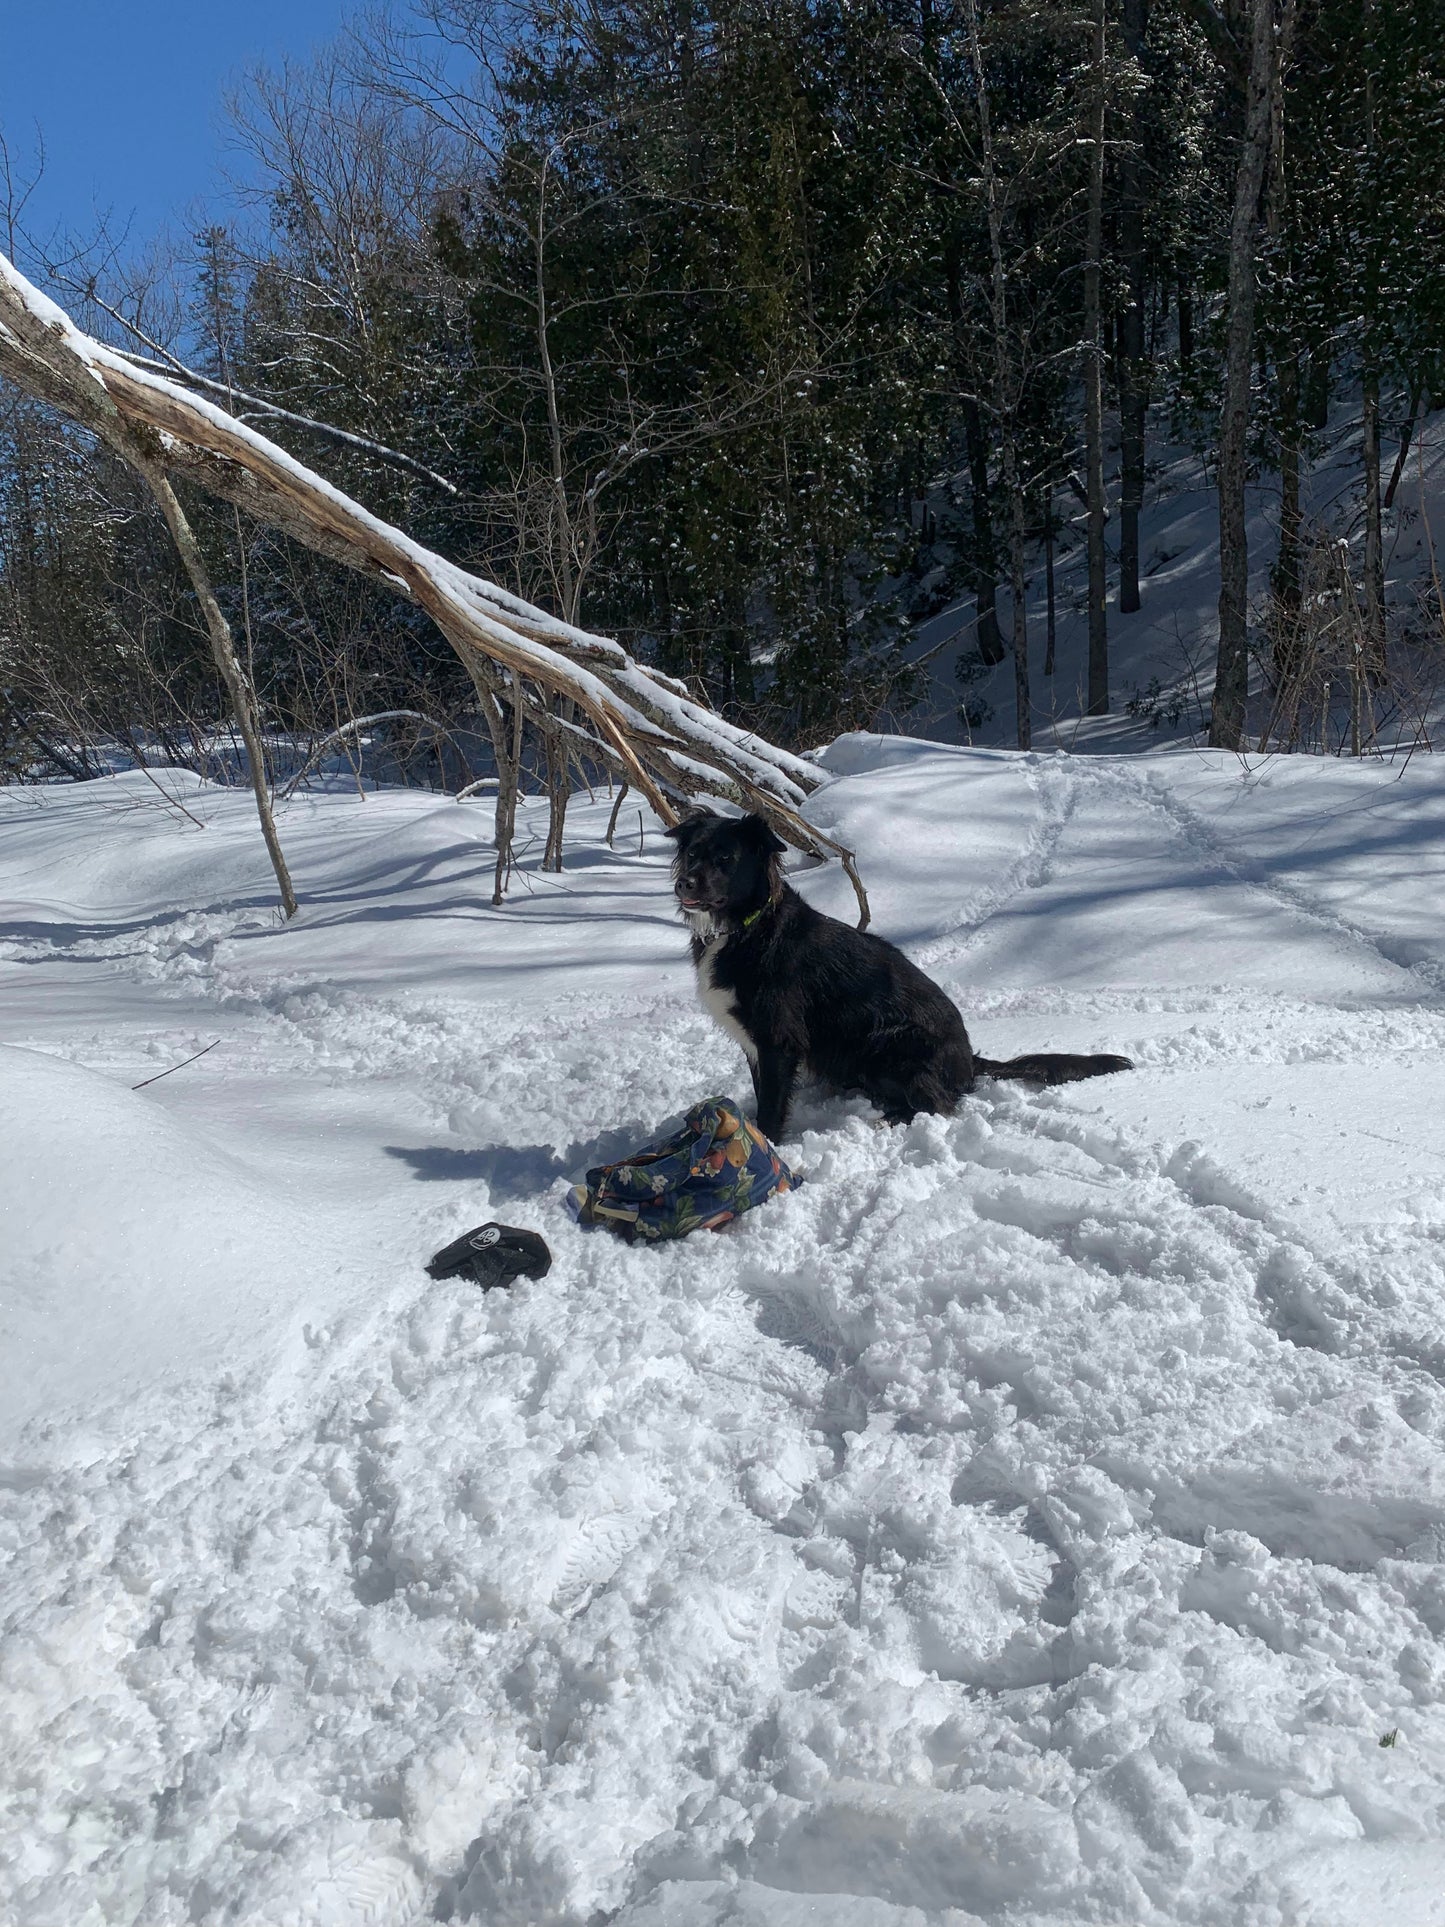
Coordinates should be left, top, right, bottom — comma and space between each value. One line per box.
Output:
687, 913, 758, 1063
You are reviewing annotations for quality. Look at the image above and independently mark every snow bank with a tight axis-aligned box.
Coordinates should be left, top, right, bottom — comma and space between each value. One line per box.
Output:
3, 746, 1445, 1926
0, 1045, 341, 1440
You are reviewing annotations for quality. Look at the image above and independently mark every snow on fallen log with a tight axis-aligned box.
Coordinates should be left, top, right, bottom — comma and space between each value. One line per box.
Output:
0, 251, 869, 924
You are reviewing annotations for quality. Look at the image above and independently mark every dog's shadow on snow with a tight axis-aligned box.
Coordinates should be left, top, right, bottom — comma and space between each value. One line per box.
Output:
384, 1125, 651, 1201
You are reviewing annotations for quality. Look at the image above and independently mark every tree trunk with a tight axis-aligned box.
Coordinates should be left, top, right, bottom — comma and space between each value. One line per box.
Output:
1043, 490, 1057, 678
1118, 0, 1151, 617
961, 394, 1004, 667
1362, 367, 1387, 674
467, 660, 522, 905
151, 473, 298, 916
1007, 475, 1031, 749
533, 163, 580, 872
1209, 0, 1276, 750
1303, 348, 1330, 428
1085, 0, 1109, 715
1267, 14, 1302, 686
1359, 1, 1387, 679
1272, 345, 1303, 670
497, 675, 525, 903
1177, 271, 1194, 368
1384, 386, 1423, 509
534, 170, 576, 626
542, 698, 573, 872
966, 0, 1031, 747
946, 206, 1003, 668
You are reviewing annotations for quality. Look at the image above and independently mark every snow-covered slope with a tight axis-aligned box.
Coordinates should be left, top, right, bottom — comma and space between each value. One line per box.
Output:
3, 743, 1445, 1927
901, 399, 1445, 754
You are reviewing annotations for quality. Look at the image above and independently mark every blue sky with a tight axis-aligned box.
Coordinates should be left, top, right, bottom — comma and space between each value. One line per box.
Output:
0, 0, 354, 248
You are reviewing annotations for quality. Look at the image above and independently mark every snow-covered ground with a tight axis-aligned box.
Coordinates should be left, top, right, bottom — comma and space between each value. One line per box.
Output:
4, 738, 1445, 1927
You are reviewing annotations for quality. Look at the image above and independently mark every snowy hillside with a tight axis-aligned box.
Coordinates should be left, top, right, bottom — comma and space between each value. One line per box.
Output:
902, 401, 1445, 755
4, 740, 1445, 1927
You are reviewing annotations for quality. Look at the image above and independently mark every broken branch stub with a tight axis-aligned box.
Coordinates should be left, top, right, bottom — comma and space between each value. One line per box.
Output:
0, 252, 869, 927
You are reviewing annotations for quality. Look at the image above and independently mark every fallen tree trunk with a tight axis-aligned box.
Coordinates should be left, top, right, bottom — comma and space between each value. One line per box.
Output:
0, 253, 869, 926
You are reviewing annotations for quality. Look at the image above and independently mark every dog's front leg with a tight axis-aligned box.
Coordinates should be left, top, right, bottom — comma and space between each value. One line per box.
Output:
754, 1046, 799, 1142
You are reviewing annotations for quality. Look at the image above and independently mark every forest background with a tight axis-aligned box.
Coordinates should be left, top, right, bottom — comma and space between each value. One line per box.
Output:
2, 0, 1443, 852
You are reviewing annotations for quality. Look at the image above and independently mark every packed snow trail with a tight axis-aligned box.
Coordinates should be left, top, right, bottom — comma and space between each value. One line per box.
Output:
3, 740, 1445, 1927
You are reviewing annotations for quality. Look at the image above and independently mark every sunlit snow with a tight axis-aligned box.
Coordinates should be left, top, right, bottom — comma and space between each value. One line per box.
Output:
3, 737, 1445, 1926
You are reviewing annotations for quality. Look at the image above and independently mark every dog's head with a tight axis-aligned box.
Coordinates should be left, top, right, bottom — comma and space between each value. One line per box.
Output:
664, 810, 785, 920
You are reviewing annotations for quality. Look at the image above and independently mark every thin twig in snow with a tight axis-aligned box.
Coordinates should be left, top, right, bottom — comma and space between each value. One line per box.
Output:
132, 1040, 221, 1090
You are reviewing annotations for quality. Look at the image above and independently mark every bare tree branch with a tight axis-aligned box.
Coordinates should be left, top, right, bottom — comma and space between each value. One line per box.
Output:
280, 708, 446, 798
116, 352, 462, 495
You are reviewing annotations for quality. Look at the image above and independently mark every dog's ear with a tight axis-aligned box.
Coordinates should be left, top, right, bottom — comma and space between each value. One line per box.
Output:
742, 813, 787, 857
662, 808, 715, 845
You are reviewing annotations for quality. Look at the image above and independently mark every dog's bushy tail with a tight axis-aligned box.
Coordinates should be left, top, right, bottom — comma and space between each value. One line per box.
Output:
974, 1051, 1133, 1087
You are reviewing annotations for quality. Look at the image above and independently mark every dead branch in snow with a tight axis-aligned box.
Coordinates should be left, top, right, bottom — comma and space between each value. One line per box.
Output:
280, 708, 446, 799
132, 1039, 222, 1091
0, 251, 869, 928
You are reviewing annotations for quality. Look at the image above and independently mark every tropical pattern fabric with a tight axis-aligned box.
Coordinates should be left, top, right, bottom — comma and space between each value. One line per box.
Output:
567, 1097, 797, 1242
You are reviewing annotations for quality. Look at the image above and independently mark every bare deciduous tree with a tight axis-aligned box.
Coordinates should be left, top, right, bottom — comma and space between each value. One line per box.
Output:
1084, 0, 1110, 718
1210, 0, 1284, 750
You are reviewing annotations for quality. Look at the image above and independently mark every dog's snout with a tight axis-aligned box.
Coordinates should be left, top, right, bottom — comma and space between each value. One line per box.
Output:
676, 863, 702, 903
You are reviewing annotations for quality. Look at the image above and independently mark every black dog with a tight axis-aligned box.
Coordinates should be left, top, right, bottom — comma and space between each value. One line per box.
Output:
667, 810, 1131, 1140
